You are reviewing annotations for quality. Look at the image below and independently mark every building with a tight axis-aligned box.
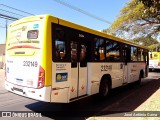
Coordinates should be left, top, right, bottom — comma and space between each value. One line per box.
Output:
0, 44, 5, 69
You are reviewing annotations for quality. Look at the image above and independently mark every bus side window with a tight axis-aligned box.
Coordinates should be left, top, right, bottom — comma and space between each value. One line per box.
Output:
131, 46, 138, 61
138, 48, 144, 61
80, 44, 87, 67
94, 38, 105, 61
71, 41, 77, 68
106, 40, 120, 62
55, 40, 66, 60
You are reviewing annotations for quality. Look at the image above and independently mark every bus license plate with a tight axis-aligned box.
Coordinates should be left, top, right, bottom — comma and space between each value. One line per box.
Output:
13, 85, 23, 93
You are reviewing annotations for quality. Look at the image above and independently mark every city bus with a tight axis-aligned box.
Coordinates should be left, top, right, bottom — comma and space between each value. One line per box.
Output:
149, 52, 160, 71
5, 14, 149, 103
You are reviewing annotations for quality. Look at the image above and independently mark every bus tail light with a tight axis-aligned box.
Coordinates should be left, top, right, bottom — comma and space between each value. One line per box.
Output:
37, 66, 45, 88
158, 62, 160, 66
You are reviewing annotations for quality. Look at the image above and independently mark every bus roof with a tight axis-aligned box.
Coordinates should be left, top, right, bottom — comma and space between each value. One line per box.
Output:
9, 14, 148, 50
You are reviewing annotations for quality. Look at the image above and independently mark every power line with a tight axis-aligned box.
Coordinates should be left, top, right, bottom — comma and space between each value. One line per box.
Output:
0, 9, 26, 17
52, 0, 111, 24
0, 3, 35, 23
0, 13, 18, 20
0, 4, 34, 16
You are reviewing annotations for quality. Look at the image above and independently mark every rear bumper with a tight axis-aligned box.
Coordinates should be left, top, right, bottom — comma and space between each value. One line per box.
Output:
149, 65, 160, 69
5, 81, 52, 102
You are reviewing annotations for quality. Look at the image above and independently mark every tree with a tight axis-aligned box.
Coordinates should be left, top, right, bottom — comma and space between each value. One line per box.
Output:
132, 36, 158, 46
108, 0, 160, 39
137, 0, 160, 8
102, 29, 116, 36
148, 43, 160, 52
131, 35, 160, 51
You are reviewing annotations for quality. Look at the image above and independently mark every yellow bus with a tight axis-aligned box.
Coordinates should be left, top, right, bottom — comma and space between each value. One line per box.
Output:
149, 52, 160, 71
5, 14, 149, 103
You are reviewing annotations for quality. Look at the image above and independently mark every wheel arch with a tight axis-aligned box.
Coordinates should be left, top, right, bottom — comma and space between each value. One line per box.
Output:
100, 74, 112, 89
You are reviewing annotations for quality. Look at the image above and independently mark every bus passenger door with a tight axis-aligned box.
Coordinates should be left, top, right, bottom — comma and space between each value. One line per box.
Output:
70, 41, 88, 99
122, 45, 130, 84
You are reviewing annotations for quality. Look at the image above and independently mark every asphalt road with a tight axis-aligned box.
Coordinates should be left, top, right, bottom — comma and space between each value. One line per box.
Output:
0, 69, 160, 120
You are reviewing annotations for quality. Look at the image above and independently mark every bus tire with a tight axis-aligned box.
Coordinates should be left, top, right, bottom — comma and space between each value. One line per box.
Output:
149, 69, 152, 72
137, 72, 143, 85
99, 79, 110, 98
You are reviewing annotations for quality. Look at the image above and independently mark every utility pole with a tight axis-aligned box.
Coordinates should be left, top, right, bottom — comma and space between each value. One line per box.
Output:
0, 14, 18, 43
5, 19, 7, 43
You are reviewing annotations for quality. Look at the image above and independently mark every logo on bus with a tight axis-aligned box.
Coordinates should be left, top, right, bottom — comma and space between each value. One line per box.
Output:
33, 24, 39, 29
56, 73, 68, 82
16, 32, 21, 41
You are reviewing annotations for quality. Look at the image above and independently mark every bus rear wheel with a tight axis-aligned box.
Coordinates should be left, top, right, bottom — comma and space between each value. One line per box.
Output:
137, 72, 143, 85
99, 79, 110, 98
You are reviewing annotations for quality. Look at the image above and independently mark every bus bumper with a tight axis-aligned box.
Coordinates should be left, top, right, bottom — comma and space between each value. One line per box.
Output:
5, 81, 52, 102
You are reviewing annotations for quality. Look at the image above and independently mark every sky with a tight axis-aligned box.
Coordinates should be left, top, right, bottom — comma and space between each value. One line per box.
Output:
0, 0, 129, 44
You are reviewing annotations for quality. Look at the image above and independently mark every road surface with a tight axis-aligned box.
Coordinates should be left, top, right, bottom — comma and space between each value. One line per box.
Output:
0, 69, 160, 120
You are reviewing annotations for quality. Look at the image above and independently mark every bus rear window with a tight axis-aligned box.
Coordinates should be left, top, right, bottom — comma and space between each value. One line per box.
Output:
27, 30, 39, 39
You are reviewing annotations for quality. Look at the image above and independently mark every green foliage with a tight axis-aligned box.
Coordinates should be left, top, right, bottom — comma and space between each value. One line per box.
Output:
102, 29, 116, 36
131, 36, 160, 52
132, 36, 158, 46
108, 0, 160, 39
131, 35, 159, 51
137, 0, 160, 9
148, 43, 160, 52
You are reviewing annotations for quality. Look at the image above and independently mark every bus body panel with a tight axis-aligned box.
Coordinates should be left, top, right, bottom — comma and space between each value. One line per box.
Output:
5, 81, 51, 102
149, 52, 160, 70
78, 64, 88, 96
149, 60, 160, 69
51, 62, 71, 103
43, 15, 58, 86
70, 67, 78, 99
87, 62, 124, 95
6, 57, 40, 88
5, 15, 53, 102
87, 62, 146, 96
6, 19, 44, 88
127, 63, 146, 83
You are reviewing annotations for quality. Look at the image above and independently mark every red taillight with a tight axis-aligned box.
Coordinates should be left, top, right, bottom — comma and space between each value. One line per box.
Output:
158, 62, 160, 66
37, 66, 45, 88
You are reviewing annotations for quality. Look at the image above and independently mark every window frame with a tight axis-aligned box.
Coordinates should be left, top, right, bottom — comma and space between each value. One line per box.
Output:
52, 23, 70, 62
131, 46, 138, 62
